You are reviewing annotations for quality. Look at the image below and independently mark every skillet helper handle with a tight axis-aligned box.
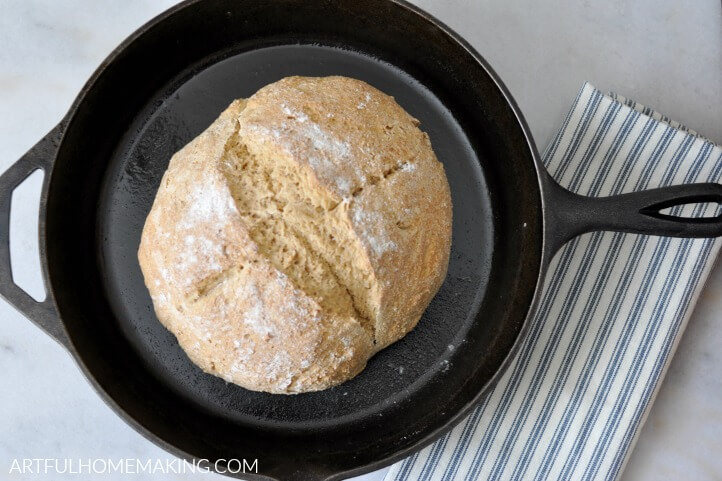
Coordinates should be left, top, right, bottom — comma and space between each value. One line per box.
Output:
0, 123, 68, 347
544, 172, 722, 257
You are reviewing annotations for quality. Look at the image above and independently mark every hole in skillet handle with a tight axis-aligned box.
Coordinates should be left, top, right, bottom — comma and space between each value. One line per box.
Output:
543, 172, 722, 259
657, 202, 721, 219
641, 192, 722, 222
617, 184, 722, 234
10, 169, 46, 302
0, 122, 69, 348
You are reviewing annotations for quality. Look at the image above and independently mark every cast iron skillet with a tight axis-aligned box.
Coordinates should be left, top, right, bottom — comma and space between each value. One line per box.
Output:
2, 1, 722, 479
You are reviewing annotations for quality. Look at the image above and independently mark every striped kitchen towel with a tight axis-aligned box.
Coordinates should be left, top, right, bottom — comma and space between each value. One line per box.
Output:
385, 82, 722, 481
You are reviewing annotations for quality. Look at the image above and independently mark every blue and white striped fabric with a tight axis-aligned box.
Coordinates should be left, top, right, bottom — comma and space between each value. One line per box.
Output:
386, 82, 722, 481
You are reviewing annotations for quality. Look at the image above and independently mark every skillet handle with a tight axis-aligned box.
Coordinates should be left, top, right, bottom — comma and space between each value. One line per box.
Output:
0, 123, 68, 347
544, 172, 722, 258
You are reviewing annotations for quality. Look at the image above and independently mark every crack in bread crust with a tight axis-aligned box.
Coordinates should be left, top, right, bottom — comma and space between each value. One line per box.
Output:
285, 222, 373, 336
220, 130, 377, 340
188, 264, 244, 302
349, 160, 414, 199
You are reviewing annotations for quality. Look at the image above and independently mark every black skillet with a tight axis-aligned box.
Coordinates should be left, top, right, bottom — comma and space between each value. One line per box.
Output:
2, 1, 722, 480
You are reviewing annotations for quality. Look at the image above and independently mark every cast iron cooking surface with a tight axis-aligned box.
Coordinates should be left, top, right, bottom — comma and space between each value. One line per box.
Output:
97, 45, 494, 425
45, 0, 544, 473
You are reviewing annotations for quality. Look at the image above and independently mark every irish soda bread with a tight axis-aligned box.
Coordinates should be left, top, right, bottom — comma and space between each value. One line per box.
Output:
138, 76, 452, 394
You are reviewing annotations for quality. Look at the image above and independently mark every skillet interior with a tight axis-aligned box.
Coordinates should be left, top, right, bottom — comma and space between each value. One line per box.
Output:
45, 0, 543, 477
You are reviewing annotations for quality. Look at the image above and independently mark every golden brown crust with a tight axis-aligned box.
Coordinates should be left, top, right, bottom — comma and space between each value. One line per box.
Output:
138, 76, 451, 393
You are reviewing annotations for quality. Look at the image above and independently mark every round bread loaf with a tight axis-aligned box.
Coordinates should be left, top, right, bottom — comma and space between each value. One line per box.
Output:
138, 76, 452, 393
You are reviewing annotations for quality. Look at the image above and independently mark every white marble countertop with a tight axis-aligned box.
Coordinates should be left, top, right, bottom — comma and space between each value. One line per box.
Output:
0, 1, 720, 480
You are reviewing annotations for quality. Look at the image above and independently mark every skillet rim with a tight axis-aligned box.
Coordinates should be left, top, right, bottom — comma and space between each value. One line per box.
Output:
42, 0, 549, 479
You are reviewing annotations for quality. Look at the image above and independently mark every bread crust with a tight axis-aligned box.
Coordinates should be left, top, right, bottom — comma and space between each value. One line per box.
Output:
138, 76, 451, 393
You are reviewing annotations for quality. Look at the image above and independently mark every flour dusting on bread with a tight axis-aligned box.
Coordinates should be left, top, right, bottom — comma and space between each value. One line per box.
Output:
138, 76, 452, 393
